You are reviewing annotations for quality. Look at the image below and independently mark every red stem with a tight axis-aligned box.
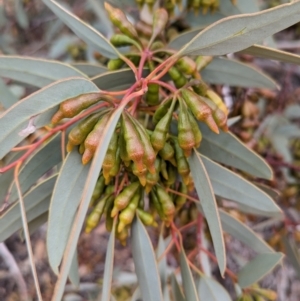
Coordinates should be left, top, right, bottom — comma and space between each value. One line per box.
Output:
150, 80, 177, 93
0, 102, 110, 173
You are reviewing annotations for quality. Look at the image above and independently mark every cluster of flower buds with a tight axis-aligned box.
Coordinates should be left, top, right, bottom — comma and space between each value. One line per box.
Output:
50, 4, 229, 245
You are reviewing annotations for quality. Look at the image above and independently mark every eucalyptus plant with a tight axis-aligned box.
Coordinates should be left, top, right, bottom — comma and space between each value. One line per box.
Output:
1, 1, 300, 301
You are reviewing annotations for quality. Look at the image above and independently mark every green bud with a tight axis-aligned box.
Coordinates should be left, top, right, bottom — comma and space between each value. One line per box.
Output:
111, 181, 140, 217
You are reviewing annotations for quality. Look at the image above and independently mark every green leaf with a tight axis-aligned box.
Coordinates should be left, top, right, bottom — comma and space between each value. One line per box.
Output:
14, 0, 29, 29
171, 274, 186, 301
198, 276, 232, 301
72, 63, 107, 77
178, 2, 300, 56
0, 175, 57, 242
47, 151, 90, 274
189, 151, 226, 276
238, 253, 284, 288
42, 0, 119, 59
51, 106, 123, 301
283, 238, 300, 279
92, 69, 147, 91
8, 134, 62, 204
0, 77, 18, 109
0, 56, 86, 88
219, 0, 241, 15
184, 12, 225, 30
239, 44, 300, 65
131, 216, 163, 301
156, 233, 168, 290
101, 222, 116, 301
284, 104, 300, 119
236, 0, 259, 14
201, 57, 278, 89
69, 250, 80, 287
23, 212, 48, 238
198, 123, 273, 180
0, 77, 99, 160
219, 209, 273, 254
200, 154, 282, 216
179, 248, 200, 301
168, 28, 203, 50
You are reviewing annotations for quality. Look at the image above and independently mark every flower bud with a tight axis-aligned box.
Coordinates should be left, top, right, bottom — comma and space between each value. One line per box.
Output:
137, 208, 158, 227
151, 8, 168, 41
160, 159, 169, 180
151, 99, 176, 152
51, 93, 102, 124
187, 109, 202, 148
102, 131, 119, 183
116, 226, 129, 246
175, 182, 188, 210
150, 189, 164, 219
176, 56, 197, 75
145, 157, 161, 193
163, 163, 177, 186
118, 189, 140, 232
90, 174, 105, 206
82, 112, 112, 164
107, 58, 124, 70
173, 139, 190, 185
155, 185, 175, 225
110, 34, 140, 48
122, 112, 145, 172
206, 89, 228, 115
85, 194, 110, 233
195, 56, 213, 71
109, 146, 121, 177
159, 141, 177, 166
111, 181, 140, 217
67, 111, 104, 152
153, 97, 172, 124
178, 98, 196, 157
104, 3, 138, 39
168, 66, 187, 88
145, 83, 160, 106
129, 116, 156, 174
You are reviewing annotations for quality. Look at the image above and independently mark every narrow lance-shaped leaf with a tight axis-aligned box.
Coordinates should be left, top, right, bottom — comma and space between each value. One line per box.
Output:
0, 56, 86, 88
8, 133, 62, 204
0, 77, 99, 160
178, 1, 300, 56
0, 77, 18, 109
201, 57, 278, 89
283, 238, 300, 279
179, 247, 200, 301
239, 44, 300, 65
219, 209, 273, 254
69, 250, 80, 287
198, 276, 232, 301
51, 105, 124, 301
131, 216, 163, 301
238, 253, 284, 288
101, 221, 116, 301
92, 69, 149, 91
171, 273, 186, 301
72, 62, 107, 77
200, 154, 282, 216
198, 123, 273, 180
189, 150, 226, 276
156, 233, 168, 291
0, 175, 57, 242
42, 0, 120, 59
47, 151, 90, 274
